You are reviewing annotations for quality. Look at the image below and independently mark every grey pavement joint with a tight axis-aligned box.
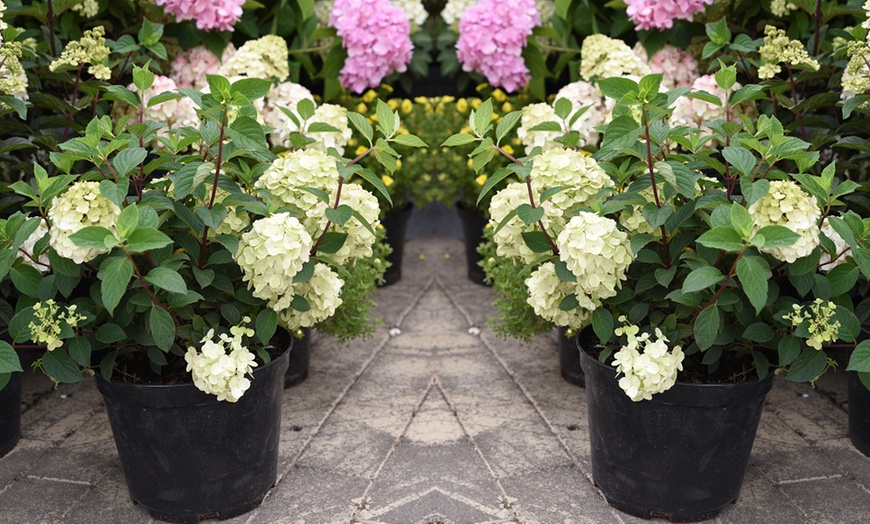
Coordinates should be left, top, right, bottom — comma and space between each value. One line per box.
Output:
1, 236, 868, 523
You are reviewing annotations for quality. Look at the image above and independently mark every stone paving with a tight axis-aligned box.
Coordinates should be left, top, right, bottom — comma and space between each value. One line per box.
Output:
1, 235, 869, 523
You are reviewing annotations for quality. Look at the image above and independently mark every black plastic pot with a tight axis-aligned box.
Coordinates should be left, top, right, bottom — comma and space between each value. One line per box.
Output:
580, 349, 773, 522
848, 371, 870, 456
456, 202, 489, 286
284, 328, 310, 389
380, 204, 413, 286
96, 349, 290, 523
0, 373, 21, 457
558, 327, 595, 388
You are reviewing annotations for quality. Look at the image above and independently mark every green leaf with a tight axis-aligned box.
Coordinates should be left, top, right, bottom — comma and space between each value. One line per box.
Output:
591, 309, 613, 344
0, 341, 22, 373
473, 98, 493, 135
69, 226, 117, 250
522, 231, 552, 254
352, 167, 392, 207
133, 64, 155, 92
316, 232, 348, 254
697, 227, 744, 251
392, 134, 427, 148
42, 350, 83, 384
442, 133, 477, 147
291, 294, 310, 312
67, 336, 92, 367
496, 111, 523, 143
722, 146, 757, 176
682, 266, 725, 294
730, 204, 754, 238
554, 98, 573, 120
145, 267, 187, 294
103, 85, 140, 107
554, 259, 576, 282
149, 306, 175, 352
230, 77, 272, 101
115, 204, 140, 240
256, 309, 278, 345
714, 65, 737, 91
206, 74, 231, 100
787, 347, 828, 382
125, 228, 172, 253
324, 205, 354, 226
736, 256, 769, 314
347, 112, 373, 144
847, 340, 870, 372
828, 264, 860, 297
113, 147, 147, 177
516, 204, 544, 225
752, 225, 799, 249
559, 293, 580, 311
11, 264, 42, 298
778, 335, 802, 366
101, 257, 133, 315
695, 305, 720, 350
597, 77, 638, 100
743, 322, 774, 342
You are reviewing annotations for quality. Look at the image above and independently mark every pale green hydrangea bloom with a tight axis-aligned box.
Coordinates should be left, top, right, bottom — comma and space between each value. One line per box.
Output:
784, 299, 840, 350
29, 300, 85, 351
525, 262, 593, 329
757, 25, 820, 79
255, 149, 340, 212
48, 181, 120, 263
580, 34, 651, 81
278, 263, 344, 330
19, 221, 49, 272
303, 182, 380, 264
530, 148, 613, 212
748, 180, 821, 263
49, 26, 111, 80
770, 0, 796, 17
184, 319, 259, 402
557, 212, 634, 303
71, 0, 99, 18
489, 182, 566, 264
612, 319, 684, 402
819, 221, 851, 271
305, 103, 353, 153
235, 213, 312, 311
516, 103, 561, 152
219, 35, 290, 82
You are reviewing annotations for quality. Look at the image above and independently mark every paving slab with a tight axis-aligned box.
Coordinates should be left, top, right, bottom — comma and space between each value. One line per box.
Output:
0, 235, 869, 524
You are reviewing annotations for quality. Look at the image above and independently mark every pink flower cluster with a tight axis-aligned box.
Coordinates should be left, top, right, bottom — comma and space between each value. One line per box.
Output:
625, 0, 713, 30
156, 0, 244, 32
456, 0, 539, 92
329, 0, 414, 93
635, 43, 699, 89
170, 45, 235, 90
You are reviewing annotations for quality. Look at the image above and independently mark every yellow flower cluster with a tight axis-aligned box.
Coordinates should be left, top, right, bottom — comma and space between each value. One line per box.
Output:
757, 25, 820, 79
784, 299, 841, 350
49, 26, 111, 80
28, 300, 85, 351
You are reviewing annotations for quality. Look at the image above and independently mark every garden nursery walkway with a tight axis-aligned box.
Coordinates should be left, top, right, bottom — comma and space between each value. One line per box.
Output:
1, 235, 869, 524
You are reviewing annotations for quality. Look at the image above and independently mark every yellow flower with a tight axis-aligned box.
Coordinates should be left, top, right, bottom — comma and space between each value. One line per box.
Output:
438, 173, 447, 181
475, 174, 488, 186
277, 150, 291, 158
460, 126, 473, 134
414, 96, 428, 104
512, 137, 521, 146
382, 175, 394, 187
442, 95, 456, 104
370, 113, 378, 122
381, 83, 394, 93
467, 158, 474, 169
502, 102, 513, 113
502, 144, 515, 155
470, 98, 482, 109
396, 127, 409, 134
362, 90, 377, 103
387, 99, 399, 110
444, 253, 451, 259
457, 98, 469, 113
348, 138, 358, 146
356, 103, 368, 113
396, 159, 403, 169
492, 89, 507, 102
401, 99, 413, 114
355, 145, 368, 156
423, 174, 432, 182
475, 83, 489, 92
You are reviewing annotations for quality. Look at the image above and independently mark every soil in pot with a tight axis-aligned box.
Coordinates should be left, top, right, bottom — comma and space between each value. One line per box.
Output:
580, 349, 773, 522
380, 204, 413, 286
456, 202, 489, 286
96, 335, 291, 523
0, 373, 21, 458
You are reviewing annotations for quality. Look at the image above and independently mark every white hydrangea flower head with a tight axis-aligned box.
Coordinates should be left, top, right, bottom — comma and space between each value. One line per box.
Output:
553, 80, 608, 146
255, 149, 340, 211
48, 181, 120, 264
235, 213, 313, 311
580, 34, 651, 81
612, 322, 684, 401
536, 0, 556, 26
757, 25, 820, 80
770, 0, 797, 17
210, 187, 250, 237
557, 212, 634, 302
278, 263, 344, 329
670, 74, 741, 129
314, 0, 334, 25
618, 187, 657, 236
819, 220, 851, 271
304, 183, 380, 264
748, 180, 821, 263
261, 81, 315, 148
634, 43, 699, 89
525, 262, 593, 329
71, 0, 99, 18
19, 221, 49, 272
393, 0, 428, 30
171, 44, 236, 90
517, 103, 561, 152
304, 103, 353, 153
442, 0, 476, 28
489, 182, 566, 264
185, 320, 259, 402
530, 148, 613, 212
218, 34, 290, 81
784, 298, 841, 350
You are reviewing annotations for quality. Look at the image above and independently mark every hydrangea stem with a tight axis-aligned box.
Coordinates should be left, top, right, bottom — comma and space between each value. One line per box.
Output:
199, 107, 228, 269
642, 112, 671, 268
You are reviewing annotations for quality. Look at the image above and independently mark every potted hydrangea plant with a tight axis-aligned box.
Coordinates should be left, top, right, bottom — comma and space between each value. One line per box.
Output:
444, 64, 870, 519
9, 58, 423, 521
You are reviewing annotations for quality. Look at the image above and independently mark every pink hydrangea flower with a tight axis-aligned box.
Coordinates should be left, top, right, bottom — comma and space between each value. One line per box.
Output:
634, 43, 699, 88
625, 0, 713, 30
456, 0, 539, 92
156, 0, 245, 32
170, 44, 236, 90
329, 0, 414, 93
